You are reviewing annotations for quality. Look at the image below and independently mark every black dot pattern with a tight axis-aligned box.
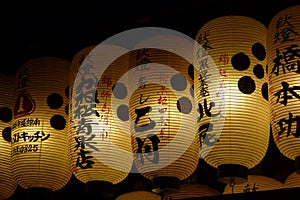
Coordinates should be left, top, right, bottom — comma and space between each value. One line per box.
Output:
65, 104, 69, 115
0, 107, 12, 122
252, 42, 266, 61
177, 97, 192, 114
2, 127, 11, 142
231, 52, 250, 71
112, 82, 128, 99
253, 64, 264, 79
117, 104, 129, 121
262, 82, 268, 101
238, 76, 256, 94
50, 115, 66, 130
231, 43, 268, 101
190, 85, 194, 98
171, 74, 187, 91
47, 93, 63, 109
65, 86, 69, 99
188, 64, 194, 80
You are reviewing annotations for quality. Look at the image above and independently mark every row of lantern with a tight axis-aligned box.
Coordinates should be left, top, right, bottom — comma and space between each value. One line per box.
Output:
1, 3, 300, 200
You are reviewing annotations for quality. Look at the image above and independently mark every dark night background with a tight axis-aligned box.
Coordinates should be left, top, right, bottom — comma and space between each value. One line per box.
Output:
2, 0, 300, 199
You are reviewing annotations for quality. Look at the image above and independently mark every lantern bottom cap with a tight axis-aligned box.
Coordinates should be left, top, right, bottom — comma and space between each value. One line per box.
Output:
151, 176, 180, 194
217, 164, 248, 184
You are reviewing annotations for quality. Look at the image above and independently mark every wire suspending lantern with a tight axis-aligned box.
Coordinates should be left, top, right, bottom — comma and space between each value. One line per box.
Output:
69, 45, 133, 199
267, 5, 300, 173
194, 16, 270, 185
11, 57, 72, 197
129, 41, 199, 195
0, 74, 17, 200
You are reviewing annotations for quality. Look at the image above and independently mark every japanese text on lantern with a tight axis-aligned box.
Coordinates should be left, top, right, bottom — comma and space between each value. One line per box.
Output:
271, 13, 300, 76
12, 68, 47, 156
99, 75, 111, 140
270, 13, 300, 139
134, 49, 160, 165
196, 30, 223, 149
73, 55, 99, 169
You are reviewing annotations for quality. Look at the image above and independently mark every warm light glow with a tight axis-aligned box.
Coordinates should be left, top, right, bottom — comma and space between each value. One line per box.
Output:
170, 184, 220, 199
116, 191, 160, 200
129, 48, 199, 186
0, 74, 17, 200
223, 175, 283, 194
11, 57, 72, 191
284, 172, 300, 188
195, 16, 270, 183
267, 5, 300, 162
69, 46, 133, 184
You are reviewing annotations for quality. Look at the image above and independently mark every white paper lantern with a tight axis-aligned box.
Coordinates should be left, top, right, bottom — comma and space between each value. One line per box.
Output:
170, 183, 220, 199
116, 191, 160, 200
267, 4, 300, 169
223, 175, 283, 194
195, 16, 270, 184
0, 74, 17, 199
284, 171, 300, 188
11, 57, 72, 191
129, 46, 199, 193
69, 45, 133, 197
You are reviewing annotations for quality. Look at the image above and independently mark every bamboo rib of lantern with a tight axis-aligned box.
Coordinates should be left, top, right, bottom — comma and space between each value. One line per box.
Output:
194, 16, 270, 185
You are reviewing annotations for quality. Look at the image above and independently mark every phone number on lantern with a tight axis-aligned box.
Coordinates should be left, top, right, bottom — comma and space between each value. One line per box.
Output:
12, 144, 39, 156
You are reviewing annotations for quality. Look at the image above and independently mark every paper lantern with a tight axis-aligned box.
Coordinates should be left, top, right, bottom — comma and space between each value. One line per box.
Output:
69, 45, 133, 197
223, 175, 283, 194
267, 5, 300, 171
11, 57, 72, 192
194, 16, 270, 184
170, 183, 220, 199
284, 171, 300, 188
116, 191, 160, 200
0, 74, 17, 200
129, 46, 199, 193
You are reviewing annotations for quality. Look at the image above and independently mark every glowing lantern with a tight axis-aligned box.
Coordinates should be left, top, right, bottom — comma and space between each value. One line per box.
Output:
11, 57, 72, 193
194, 16, 270, 185
116, 191, 160, 200
267, 5, 300, 172
129, 45, 199, 194
223, 175, 283, 194
69, 45, 133, 198
170, 183, 220, 199
0, 74, 17, 200
284, 171, 300, 188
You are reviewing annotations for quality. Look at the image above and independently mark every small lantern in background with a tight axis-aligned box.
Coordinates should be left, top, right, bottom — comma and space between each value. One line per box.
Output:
11, 57, 72, 196
116, 191, 160, 200
0, 74, 18, 200
223, 175, 283, 194
194, 16, 270, 185
128, 45, 199, 194
170, 183, 221, 199
284, 171, 300, 189
69, 45, 133, 199
267, 4, 300, 173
